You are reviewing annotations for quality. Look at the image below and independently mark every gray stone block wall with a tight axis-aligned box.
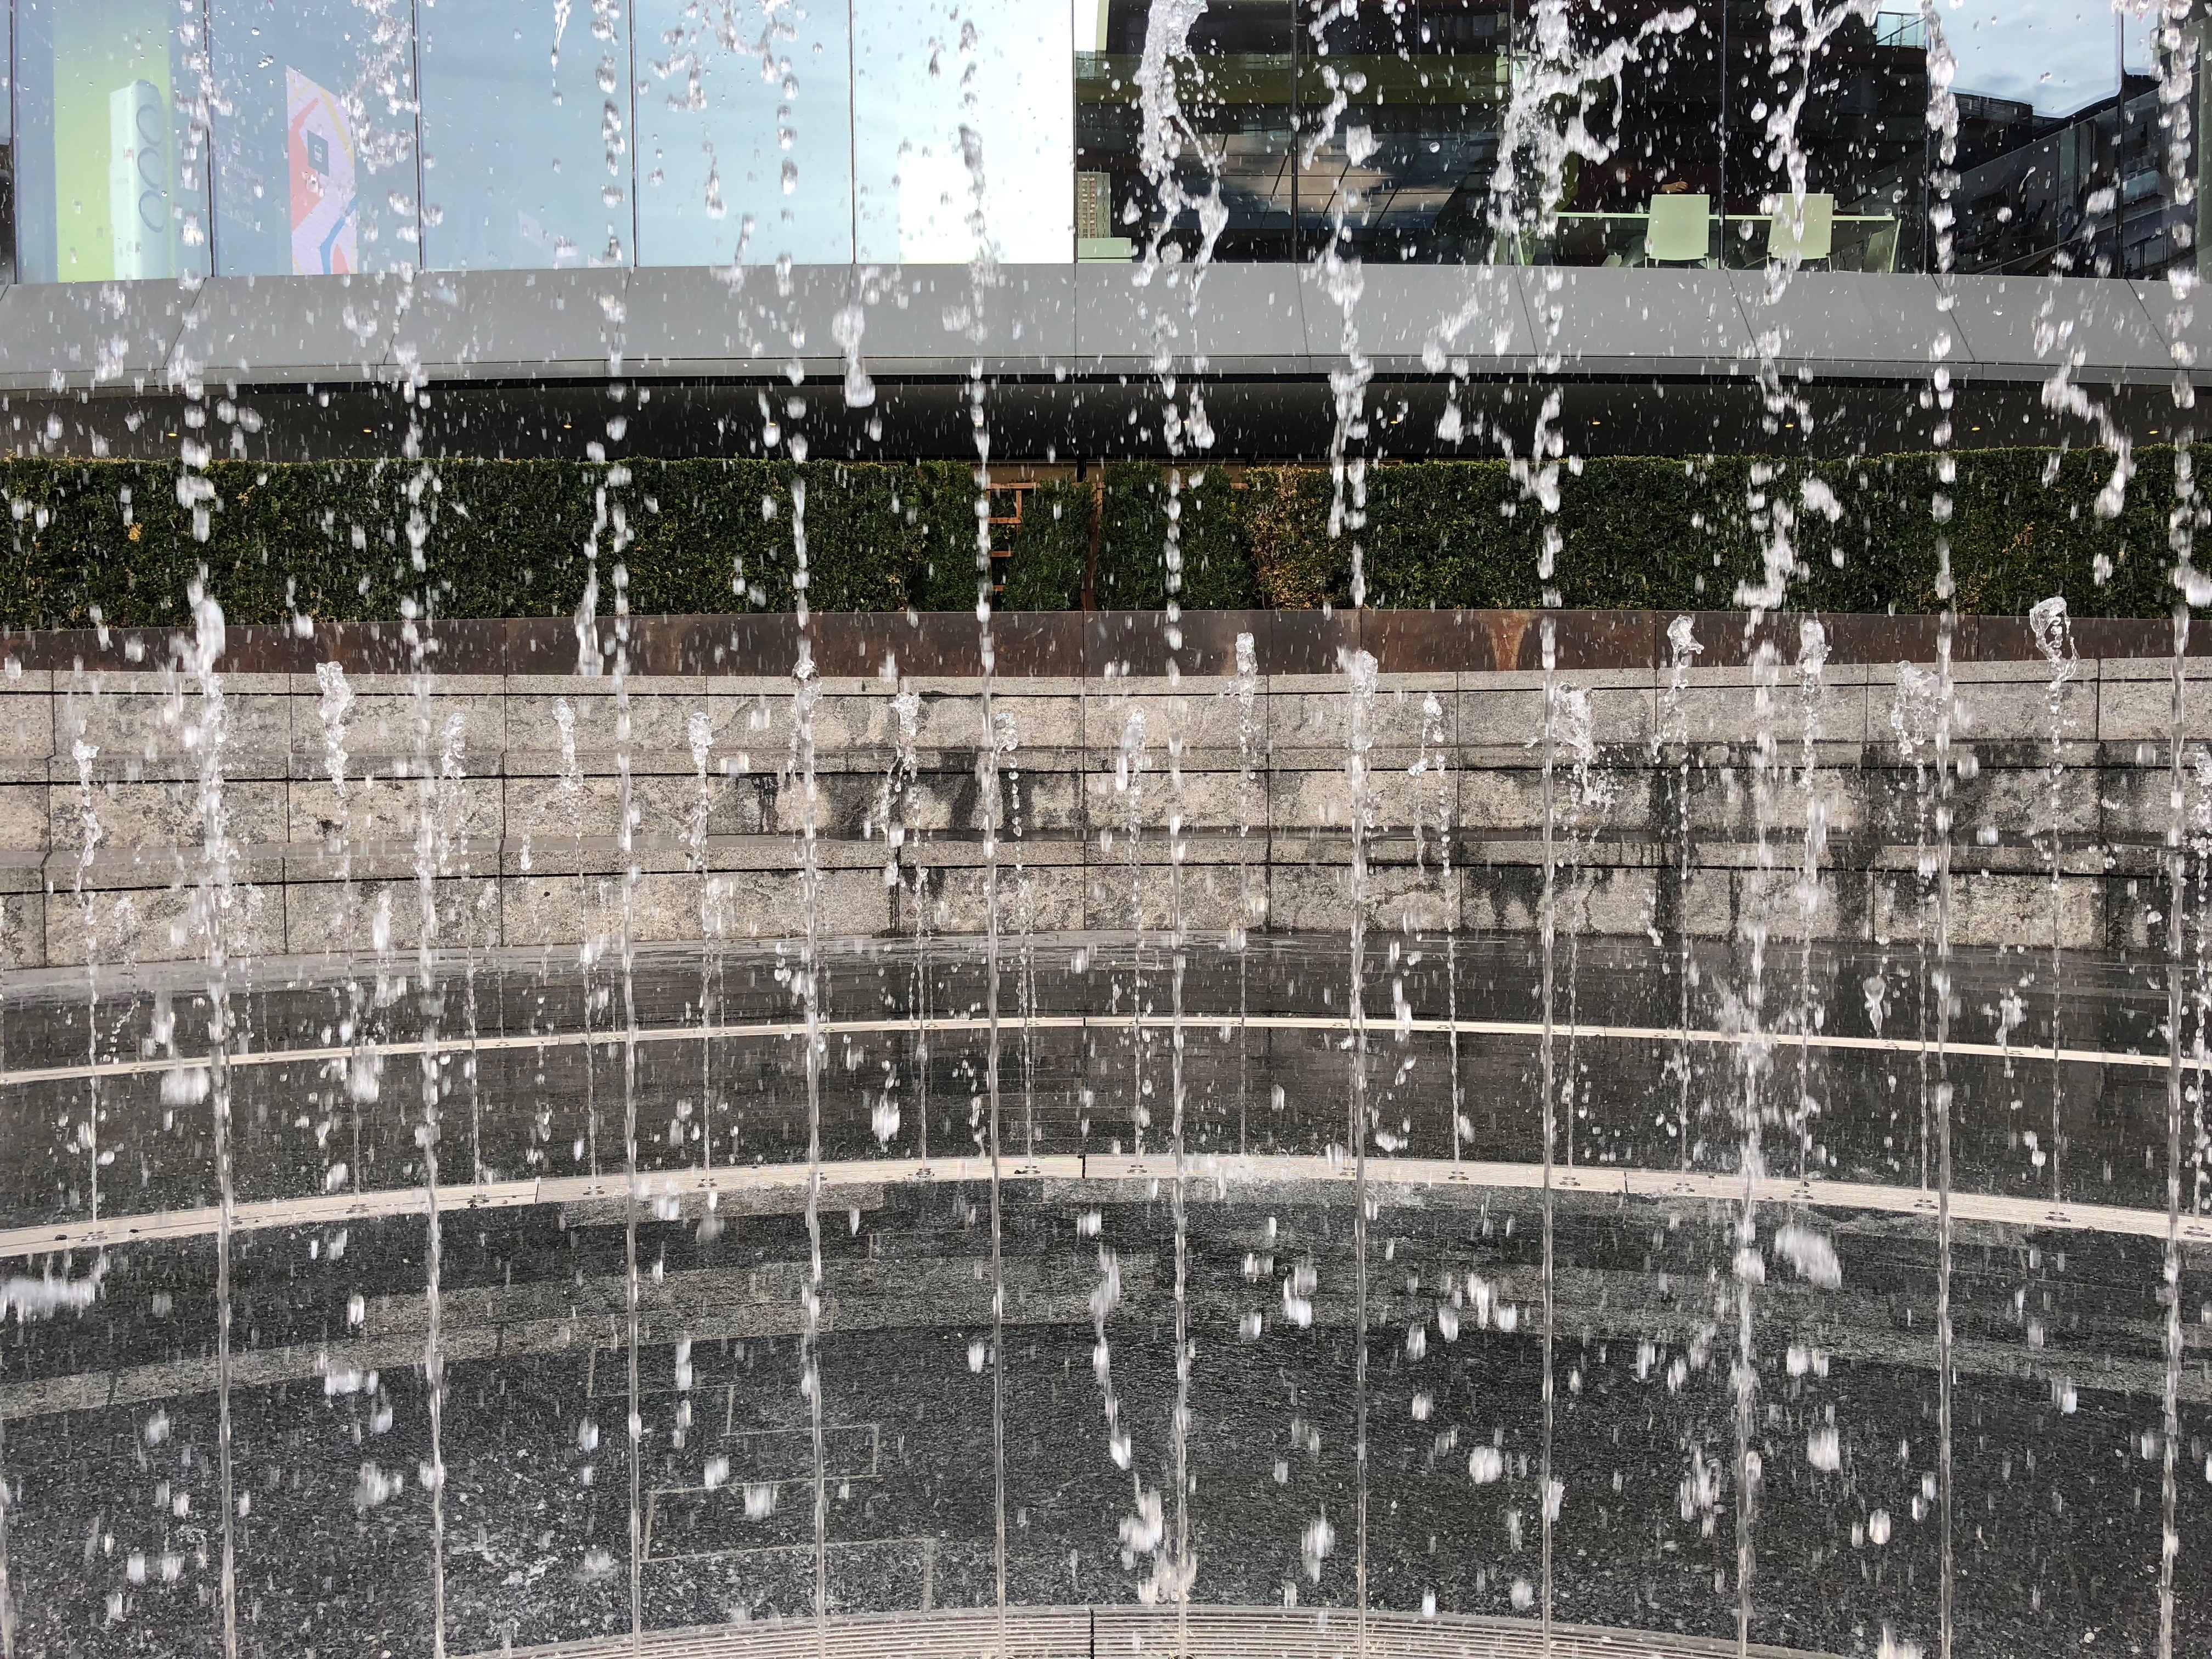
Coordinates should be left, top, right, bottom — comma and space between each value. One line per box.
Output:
1, 653, 2203, 968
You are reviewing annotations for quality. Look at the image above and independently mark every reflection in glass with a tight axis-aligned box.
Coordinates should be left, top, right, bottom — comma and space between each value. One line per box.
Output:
1486, 1, 1923, 272
1714, 0, 1923, 273
1516, 0, 1720, 269
1079, 0, 1519, 266
210, 0, 421, 276
851, 0, 1073, 264
1953, 75, 2186, 279
635, 0, 854, 266
13, 0, 211, 284
1296, 0, 1511, 263
1, 0, 2188, 291
1077, 0, 1299, 263
418, 0, 632, 272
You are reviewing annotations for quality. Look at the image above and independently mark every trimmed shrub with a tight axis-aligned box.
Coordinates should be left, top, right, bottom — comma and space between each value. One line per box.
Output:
905, 461, 990, 614
1094, 461, 1256, 610
1001, 480, 1092, 610
0, 447, 2194, 628
1265, 448, 2186, 618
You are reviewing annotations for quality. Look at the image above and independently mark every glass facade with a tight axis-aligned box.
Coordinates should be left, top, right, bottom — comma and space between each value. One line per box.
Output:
209, 0, 420, 277
0, 0, 2201, 285
854, 0, 1073, 263
635, 0, 854, 266
14, 0, 211, 283
417, 0, 634, 271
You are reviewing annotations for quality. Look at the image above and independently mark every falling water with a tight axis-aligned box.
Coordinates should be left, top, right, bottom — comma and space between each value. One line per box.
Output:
1931, 600, 1959, 1659
70, 731, 101, 1220
1554, 685, 1611, 1172
1793, 622, 1830, 1182
1123, 0, 1212, 1528
2192, 759, 2212, 1223
1233, 633, 1259, 1154
1733, 640, 1783, 1654
0, 1329, 11, 1657
687, 707, 721, 1171
1481, 19, 1689, 1641
2147, 19, 2203, 1643
606, 481, 648, 1659
889, 686, 923, 1153
1743, 0, 1878, 448
404, 587, 452, 1659
0, 8, 2199, 1655
1087, 1181, 1131, 1472
1132, 0, 1225, 460
457, 764, 485, 1188
1662, 618, 1702, 1166
1415, 690, 1461, 1164
1344, 646, 1380, 1656
179, 583, 239, 1659
2159, 610, 2189, 1659
1133, 32, 1223, 1514
980, 674, 1010, 1650
1891, 664, 1943, 1190
1902, 0, 1963, 1623
785, 457, 830, 1656
1536, 621, 1561, 1653
1012, 730, 1039, 1159
1162, 665, 1194, 1631
553, 695, 598, 1174
2030, 597, 2076, 1200
942, 24, 1014, 1635
1301, 15, 1379, 1636
1118, 709, 1149, 1153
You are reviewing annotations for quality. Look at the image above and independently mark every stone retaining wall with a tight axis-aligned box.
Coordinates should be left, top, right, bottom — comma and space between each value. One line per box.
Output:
0, 638, 2200, 968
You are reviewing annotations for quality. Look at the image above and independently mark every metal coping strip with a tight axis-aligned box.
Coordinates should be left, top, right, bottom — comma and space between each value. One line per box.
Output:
2, 1149, 2204, 1263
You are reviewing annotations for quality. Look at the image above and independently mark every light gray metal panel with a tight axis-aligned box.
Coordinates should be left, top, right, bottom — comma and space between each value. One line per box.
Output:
623, 265, 853, 378
1516, 266, 1755, 373
2132, 278, 2203, 378
1939, 273, 2169, 381
392, 268, 632, 381
1074, 262, 1308, 373
178, 274, 401, 386
856, 264, 1080, 371
14, 266, 2212, 407
1351, 264, 1538, 370
0, 279, 192, 392
1724, 270, 1955, 377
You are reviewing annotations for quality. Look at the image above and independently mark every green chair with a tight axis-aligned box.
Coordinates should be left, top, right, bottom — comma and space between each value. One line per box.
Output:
1644, 193, 1711, 266
1766, 192, 1835, 266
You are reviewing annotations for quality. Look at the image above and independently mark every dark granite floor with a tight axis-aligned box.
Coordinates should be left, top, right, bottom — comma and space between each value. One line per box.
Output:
1, 1175, 2203, 1659
0, 933, 2204, 1658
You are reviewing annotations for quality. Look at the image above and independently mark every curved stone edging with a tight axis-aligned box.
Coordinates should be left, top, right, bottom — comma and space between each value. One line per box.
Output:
6, 1148, 2202, 1265
454, 1602, 1837, 1659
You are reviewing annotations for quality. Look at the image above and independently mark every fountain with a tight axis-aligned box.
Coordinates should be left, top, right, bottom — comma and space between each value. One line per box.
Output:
0, 2, 2205, 1657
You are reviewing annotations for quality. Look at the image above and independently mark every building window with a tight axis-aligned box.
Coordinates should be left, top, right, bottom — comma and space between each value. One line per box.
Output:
13, 0, 210, 284
634, 0, 855, 267
417, 0, 633, 272
208, 0, 422, 277
852, 0, 1073, 264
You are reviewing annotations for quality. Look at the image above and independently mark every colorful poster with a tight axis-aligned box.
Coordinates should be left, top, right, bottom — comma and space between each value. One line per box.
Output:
287, 67, 357, 274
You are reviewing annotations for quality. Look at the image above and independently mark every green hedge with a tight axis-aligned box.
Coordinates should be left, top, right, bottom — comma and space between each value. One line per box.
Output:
1375, 449, 2185, 617
0, 448, 2193, 628
1, 458, 955, 627
999, 479, 1092, 611
1093, 462, 1257, 610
